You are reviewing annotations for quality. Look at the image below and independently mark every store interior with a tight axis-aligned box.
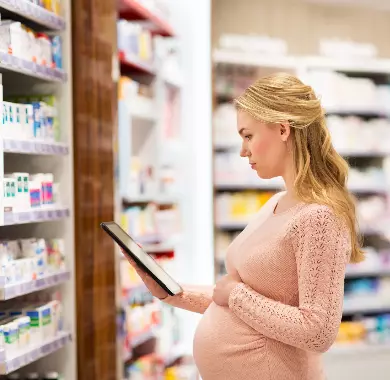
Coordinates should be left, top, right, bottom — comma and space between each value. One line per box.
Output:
0, 0, 388, 379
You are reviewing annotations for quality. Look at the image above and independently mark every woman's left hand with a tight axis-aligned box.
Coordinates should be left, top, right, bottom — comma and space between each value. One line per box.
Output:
212, 274, 242, 307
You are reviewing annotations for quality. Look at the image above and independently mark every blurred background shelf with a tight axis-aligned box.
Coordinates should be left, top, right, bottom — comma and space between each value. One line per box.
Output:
0, 331, 71, 374
0, 0, 65, 30
3, 139, 69, 155
0, 270, 70, 300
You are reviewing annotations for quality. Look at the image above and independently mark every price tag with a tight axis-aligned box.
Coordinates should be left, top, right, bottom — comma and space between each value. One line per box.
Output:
20, 1, 27, 12
4, 213, 13, 225
18, 212, 31, 223
21, 141, 31, 152
22, 59, 33, 71
1, 52, 10, 65
11, 56, 20, 68
36, 278, 45, 288
34, 210, 44, 220
36, 64, 44, 76
10, 140, 17, 150
6, 286, 15, 299
12, 357, 20, 371
30, 348, 39, 362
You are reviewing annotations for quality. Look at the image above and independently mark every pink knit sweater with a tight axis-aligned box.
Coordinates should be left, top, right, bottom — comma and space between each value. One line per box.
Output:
165, 192, 351, 380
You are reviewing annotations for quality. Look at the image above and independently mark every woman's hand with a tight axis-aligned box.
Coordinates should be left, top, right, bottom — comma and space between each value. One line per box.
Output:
122, 250, 169, 300
212, 273, 242, 307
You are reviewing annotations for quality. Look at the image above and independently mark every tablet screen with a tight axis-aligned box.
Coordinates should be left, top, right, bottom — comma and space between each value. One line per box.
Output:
101, 222, 183, 296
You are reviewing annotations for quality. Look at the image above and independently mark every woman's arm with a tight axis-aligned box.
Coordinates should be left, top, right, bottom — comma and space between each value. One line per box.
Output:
228, 206, 350, 353
164, 284, 213, 314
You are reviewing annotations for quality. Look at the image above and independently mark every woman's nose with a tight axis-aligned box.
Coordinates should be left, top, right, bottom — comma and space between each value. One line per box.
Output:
240, 147, 248, 157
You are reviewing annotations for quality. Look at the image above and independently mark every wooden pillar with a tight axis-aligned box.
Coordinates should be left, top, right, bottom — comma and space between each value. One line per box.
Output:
72, 1, 118, 379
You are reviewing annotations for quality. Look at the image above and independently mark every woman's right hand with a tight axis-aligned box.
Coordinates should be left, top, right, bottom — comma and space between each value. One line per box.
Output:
122, 249, 169, 300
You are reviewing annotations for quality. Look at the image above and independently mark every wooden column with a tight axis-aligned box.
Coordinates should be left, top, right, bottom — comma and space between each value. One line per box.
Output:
72, 2, 118, 379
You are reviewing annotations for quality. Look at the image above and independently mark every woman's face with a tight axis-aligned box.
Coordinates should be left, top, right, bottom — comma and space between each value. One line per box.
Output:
237, 110, 290, 179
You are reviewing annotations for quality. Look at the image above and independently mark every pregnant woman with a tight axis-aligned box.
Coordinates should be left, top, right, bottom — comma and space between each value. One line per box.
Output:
125, 72, 363, 380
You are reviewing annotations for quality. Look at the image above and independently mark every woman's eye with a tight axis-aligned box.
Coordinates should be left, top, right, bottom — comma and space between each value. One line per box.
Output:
244, 135, 252, 141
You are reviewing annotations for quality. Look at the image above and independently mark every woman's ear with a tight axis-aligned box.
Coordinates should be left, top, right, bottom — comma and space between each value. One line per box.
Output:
279, 122, 291, 142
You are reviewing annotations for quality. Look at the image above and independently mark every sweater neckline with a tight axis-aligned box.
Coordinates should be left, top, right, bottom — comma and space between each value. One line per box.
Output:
272, 196, 304, 217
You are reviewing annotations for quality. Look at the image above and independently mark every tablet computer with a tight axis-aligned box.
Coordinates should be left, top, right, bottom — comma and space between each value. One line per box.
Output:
100, 221, 183, 296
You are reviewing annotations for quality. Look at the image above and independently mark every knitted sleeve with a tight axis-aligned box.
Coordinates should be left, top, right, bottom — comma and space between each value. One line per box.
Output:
163, 284, 213, 314
228, 206, 351, 353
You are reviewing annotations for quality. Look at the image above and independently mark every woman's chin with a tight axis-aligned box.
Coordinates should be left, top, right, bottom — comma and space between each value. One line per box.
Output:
256, 172, 273, 180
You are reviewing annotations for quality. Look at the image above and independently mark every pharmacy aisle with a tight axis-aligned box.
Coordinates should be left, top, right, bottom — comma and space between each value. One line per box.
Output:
0, 0, 74, 379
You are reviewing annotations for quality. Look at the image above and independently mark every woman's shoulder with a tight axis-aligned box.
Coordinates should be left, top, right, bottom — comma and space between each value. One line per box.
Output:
288, 202, 349, 237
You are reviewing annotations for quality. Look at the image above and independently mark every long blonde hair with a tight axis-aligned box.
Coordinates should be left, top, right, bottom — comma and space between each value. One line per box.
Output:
234, 72, 364, 263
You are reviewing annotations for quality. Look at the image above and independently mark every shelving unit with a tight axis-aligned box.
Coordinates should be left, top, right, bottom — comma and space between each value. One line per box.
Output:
0, 1, 74, 379
0, 270, 70, 300
116, 2, 197, 379
0, 331, 71, 375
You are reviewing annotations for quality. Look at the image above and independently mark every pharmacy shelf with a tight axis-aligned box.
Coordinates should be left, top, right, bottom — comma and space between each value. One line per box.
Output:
118, 0, 175, 37
144, 243, 175, 254
3, 206, 70, 226
0, 270, 70, 300
129, 96, 156, 121
328, 343, 390, 355
3, 139, 69, 155
304, 55, 390, 74
343, 300, 390, 316
0, 51, 66, 82
213, 50, 390, 74
164, 343, 186, 367
216, 221, 247, 231
338, 150, 390, 158
0, 331, 71, 374
119, 51, 156, 76
325, 107, 386, 117
348, 183, 388, 194
215, 180, 284, 191
123, 194, 177, 205
0, 0, 65, 31
130, 328, 156, 348
213, 49, 299, 70
345, 268, 390, 279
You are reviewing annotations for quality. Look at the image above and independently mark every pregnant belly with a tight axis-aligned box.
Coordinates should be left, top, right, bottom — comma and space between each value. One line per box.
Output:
193, 303, 268, 379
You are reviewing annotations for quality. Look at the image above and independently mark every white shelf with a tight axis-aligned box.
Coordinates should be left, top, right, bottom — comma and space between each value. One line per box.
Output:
216, 221, 247, 230
0, 270, 70, 300
337, 150, 390, 158
3, 139, 69, 155
3, 206, 70, 226
213, 49, 299, 70
345, 268, 390, 279
343, 300, 390, 315
304, 55, 390, 74
328, 343, 390, 355
348, 184, 388, 194
123, 194, 177, 205
0, 51, 66, 82
213, 50, 390, 74
215, 180, 284, 191
0, 0, 65, 30
143, 243, 175, 253
131, 328, 156, 348
129, 96, 156, 121
0, 331, 71, 374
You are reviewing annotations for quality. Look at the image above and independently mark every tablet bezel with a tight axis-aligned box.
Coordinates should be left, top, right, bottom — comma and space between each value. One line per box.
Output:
100, 221, 182, 297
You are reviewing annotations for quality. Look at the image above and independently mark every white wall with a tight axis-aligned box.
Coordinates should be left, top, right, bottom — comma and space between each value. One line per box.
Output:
170, 0, 214, 354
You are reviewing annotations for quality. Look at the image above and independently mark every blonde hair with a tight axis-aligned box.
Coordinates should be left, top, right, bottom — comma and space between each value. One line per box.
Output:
234, 72, 364, 264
